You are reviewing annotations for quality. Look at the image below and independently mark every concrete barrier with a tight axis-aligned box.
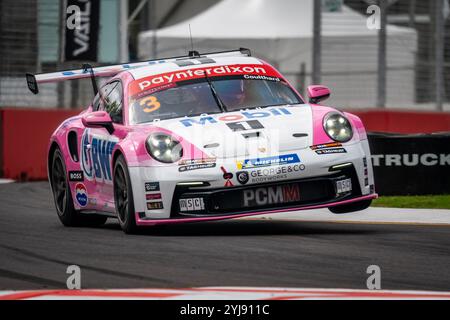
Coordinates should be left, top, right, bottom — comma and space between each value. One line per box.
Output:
0, 108, 80, 180
350, 109, 450, 134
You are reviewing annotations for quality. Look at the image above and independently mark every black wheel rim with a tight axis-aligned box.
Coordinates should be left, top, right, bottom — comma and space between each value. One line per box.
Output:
114, 166, 128, 223
52, 157, 67, 214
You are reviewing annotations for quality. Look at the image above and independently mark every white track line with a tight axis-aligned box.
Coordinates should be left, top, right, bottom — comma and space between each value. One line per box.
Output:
0, 179, 14, 184
245, 207, 450, 226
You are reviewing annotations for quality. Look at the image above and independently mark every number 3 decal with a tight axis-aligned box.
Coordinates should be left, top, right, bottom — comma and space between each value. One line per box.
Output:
140, 96, 161, 113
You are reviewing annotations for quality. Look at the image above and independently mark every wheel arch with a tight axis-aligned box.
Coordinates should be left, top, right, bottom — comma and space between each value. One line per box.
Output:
47, 140, 61, 186
112, 148, 125, 170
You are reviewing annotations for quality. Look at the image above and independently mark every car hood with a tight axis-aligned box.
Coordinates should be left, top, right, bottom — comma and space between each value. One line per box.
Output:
143, 104, 314, 159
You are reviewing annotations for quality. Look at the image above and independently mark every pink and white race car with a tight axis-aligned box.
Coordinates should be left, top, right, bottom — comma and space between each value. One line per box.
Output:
27, 49, 377, 234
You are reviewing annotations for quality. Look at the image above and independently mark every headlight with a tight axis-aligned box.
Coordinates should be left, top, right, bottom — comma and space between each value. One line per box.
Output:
146, 133, 183, 163
323, 113, 353, 143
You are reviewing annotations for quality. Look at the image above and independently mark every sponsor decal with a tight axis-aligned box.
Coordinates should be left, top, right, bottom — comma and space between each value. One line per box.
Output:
68, 171, 84, 182
179, 198, 206, 212
130, 64, 275, 94
310, 142, 343, 150
315, 148, 347, 155
237, 164, 306, 185
249, 164, 306, 184
146, 193, 162, 201
237, 154, 300, 170
179, 163, 216, 172
226, 120, 264, 132
179, 107, 291, 128
81, 130, 117, 183
242, 184, 300, 207
311, 143, 346, 155
75, 183, 88, 207
147, 202, 164, 210
136, 83, 175, 100
371, 154, 450, 167
236, 171, 250, 185
336, 179, 352, 195
243, 74, 280, 82
145, 182, 160, 192
178, 158, 217, 172
179, 158, 216, 166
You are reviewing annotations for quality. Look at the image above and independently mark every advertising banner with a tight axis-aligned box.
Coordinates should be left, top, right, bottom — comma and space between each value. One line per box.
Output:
64, 0, 100, 62
368, 133, 450, 196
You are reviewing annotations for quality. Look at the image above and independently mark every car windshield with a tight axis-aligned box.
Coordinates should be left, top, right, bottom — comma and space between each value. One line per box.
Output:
129, 77, 303, 125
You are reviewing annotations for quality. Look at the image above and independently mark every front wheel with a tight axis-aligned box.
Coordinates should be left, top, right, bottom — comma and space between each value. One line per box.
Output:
114, 155, 138, 234
51, 149, 107, 227
328, 199, 372, 214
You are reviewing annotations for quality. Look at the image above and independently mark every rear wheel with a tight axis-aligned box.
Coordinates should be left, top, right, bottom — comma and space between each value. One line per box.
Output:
328, 199, 372, 214
51, 149, 107, 227
114, 155, 138, 234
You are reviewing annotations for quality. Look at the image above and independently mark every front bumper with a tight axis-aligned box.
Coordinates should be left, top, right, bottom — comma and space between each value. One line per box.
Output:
128, 140, 376, 225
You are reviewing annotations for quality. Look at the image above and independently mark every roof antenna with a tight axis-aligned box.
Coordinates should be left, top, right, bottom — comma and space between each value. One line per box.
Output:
188, 24, 200, 58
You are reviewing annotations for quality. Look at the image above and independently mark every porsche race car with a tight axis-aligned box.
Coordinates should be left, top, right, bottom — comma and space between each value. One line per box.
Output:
27, 48, 377, 233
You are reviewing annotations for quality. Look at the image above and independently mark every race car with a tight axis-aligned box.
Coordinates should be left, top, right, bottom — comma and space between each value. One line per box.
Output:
27, 48, 377, 234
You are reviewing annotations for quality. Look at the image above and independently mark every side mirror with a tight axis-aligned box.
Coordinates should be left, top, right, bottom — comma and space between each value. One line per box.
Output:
82, 111, 114, 134
307, 85, 331, 104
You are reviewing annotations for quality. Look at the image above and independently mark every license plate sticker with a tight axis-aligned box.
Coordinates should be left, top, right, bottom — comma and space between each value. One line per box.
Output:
336, 179, 352, 194
179, 198, 205, 212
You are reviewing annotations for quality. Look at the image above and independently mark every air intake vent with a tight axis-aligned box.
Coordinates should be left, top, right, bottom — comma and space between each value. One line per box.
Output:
68, 131, 79, 162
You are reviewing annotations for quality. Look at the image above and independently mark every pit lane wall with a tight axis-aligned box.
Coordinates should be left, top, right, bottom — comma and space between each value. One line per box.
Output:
0, 108, 449, 196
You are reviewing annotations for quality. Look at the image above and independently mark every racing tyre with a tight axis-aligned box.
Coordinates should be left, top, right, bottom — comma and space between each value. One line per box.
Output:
51, 149, 108, 227
328, 199, 372, 214
114, 155, 138, 234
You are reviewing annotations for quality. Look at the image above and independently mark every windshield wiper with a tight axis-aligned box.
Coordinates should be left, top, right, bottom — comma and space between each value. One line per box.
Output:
204, 73, 227, 113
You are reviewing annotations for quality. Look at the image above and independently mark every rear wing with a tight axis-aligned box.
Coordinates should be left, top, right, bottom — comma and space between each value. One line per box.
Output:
26, 48, 252, 94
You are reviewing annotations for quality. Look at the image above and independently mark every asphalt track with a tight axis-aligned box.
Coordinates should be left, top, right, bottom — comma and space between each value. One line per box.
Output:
1, 182, 450, 292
